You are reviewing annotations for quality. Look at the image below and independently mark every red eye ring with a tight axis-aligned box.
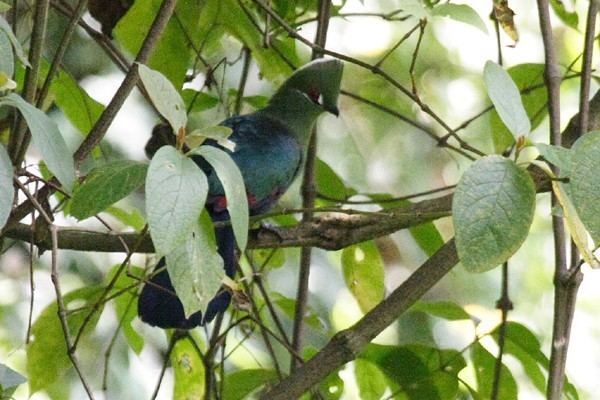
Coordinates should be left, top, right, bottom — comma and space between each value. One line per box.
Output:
307, 88, 320, 103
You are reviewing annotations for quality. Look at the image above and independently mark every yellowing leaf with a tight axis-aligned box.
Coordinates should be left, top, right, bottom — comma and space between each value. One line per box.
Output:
493, 0, 518, 44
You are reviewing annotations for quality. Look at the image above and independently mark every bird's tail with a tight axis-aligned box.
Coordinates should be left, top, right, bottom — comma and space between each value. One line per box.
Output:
137, 224, 235, 329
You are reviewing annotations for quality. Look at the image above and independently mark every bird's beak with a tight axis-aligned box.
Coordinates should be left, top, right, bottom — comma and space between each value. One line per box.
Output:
325, 104, 339, 117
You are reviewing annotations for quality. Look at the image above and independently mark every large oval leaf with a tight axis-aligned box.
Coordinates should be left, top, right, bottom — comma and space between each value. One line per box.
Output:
191, 145, 249, 252
341, 241, 385, 313
432, 3, 488, 34
138, 63, 187, 134
0, 144, 13, 229
484, 61, 531, 140
570, 131, 600, 244
490, 64, 547, 152
453, 155, 535, 272
166, 212, 224, 317
70, 160, 147, 220
146, 146, 208, 256
0, 93, 75, 192
171, 336, 205, 399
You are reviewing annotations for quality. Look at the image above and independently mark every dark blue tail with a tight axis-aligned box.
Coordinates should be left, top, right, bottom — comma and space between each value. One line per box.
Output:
137, 224, 235, 329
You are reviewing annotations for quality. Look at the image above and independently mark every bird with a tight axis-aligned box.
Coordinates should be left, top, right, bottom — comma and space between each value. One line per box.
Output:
137, 58, 343, 329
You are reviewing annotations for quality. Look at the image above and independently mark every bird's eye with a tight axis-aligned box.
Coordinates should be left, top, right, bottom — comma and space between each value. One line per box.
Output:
307, 88, 321, 104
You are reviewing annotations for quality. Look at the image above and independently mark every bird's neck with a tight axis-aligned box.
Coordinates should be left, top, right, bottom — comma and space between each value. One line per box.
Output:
259, 96, 322, 146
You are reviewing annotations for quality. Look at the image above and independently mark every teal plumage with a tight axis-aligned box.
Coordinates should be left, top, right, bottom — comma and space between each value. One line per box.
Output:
138, 59, 343, 329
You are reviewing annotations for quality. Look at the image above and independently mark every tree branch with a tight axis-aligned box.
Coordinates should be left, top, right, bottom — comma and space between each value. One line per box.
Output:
73, 0, 179, 165
3, 193, 453, 252
261, 239, 459, 399
291, 0, 332, 371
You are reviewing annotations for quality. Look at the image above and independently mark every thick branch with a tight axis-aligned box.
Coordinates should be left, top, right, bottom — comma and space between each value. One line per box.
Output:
3, 194, 452, 252
73, 0, 178, 165
261, 239, 458, 399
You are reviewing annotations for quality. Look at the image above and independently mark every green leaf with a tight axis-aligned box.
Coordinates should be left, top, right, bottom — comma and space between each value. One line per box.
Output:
411, 301, 472, 321
550, 0, 578, 29
172, 336, 205, 400
115, 1, 200, 89
271, 292, 323, 329
186, 126, 234, 151
70, 161, 148, 220
106, 206, 146, 231
472, 342, 518, 400
453, 156, 535, 272
354, 359, 388, 400
316, 158, 354, 200
145, 146, 208, 256
410, 221, 445, 256
0, 93, 75, 192
0, 30, 14, 78
492, 322, 546, 395
553, 180, 599, 267
27, 287, 104, 394
0, 364, 26, 398
251, 247, 286, 269
243, 95, 269, 110
0, 71, 16, 90
377, 197, 445, 256
48, 67, 104, 135
0, 16, 29, 67
361, 344, 465, 400
536, 143, 572, 175
217, 0, 290, 80
222, 369, 278, 400
191, 145, 249, 252
0, 2, 11, 12
341, 241, 385, 313
490, 64, 547, 152
183, 90, 220, 113
138, 63, 187, 134
570, 131, 600, 245
0, 144, 13, 230
165, 212, 225, 317
432, 4, 488, 34
107, 265, 145, 354
320, 369, 344, 400
484, 61, 531, 141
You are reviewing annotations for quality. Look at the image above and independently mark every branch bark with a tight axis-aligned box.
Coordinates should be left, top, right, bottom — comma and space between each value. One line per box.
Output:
4, 193, 453, 252
261, 239, 458, 399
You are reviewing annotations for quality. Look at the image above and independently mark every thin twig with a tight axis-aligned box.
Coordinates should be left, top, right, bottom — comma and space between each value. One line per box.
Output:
491, 262, 513, 400
102, 294, 136, 390
234, 47, 252, 115
247, 250, 291, 348
150, 332, 182, 400
262, 239, 459, 399
72, 225, 148, 348
317, 184, 456, 205
535, 0, 590, 397
374, 21, 420, 68
291, 0, 332, 371
37, 0, 88, 108
250, 0, 486, 157
409, 19, 426, 96
50, 225, 96, 398
238, 272, 284, 378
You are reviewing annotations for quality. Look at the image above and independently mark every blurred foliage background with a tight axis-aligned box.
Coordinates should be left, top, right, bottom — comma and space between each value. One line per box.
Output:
1, 0, 599, 399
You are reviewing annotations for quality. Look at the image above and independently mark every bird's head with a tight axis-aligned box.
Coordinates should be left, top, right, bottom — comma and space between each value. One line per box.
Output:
272, 58, 343, 116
